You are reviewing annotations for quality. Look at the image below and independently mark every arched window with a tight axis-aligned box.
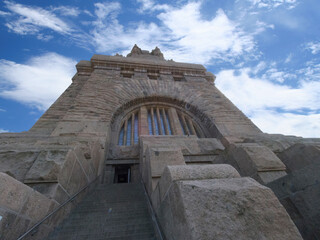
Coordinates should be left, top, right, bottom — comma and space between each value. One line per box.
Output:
117, 105, 204, 146
118, 110, 139, 146
147, 107, 172, 136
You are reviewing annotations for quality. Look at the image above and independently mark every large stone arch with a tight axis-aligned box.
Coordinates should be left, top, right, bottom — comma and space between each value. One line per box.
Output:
110, 95, 222, 140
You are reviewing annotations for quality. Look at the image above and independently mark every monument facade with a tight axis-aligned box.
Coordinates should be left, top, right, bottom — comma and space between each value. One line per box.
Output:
0, 45, 319, 240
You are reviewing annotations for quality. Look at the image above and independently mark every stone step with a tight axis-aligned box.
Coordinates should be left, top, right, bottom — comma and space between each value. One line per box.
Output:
46, 183, 158, 240
49, 231, 156, 240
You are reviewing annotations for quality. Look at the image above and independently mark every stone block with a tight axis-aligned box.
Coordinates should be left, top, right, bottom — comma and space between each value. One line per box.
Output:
65, 157, 89, 195
140, 136, 224, 157
144, 147, 185, 194
0, 173, 58, 240
52, 184, 70, 204
148, 147, 185, 177
51, 121, 108, 137
277, 143, 320, 172
158, 177, 302, 240
91, 141, 105, 176
226, 143, 286, 183
23, 223, 53, 240
158, 164, 239, 202
74, 144, 94, 182
0, 208, 19, 240
24, 150, 68, 182
150, 184, 161, 211
256, 170, 287, 184
0, 151, 39, 181
58, 150, 76, 190
19, 191, 57, 222
0, 172, 30, 212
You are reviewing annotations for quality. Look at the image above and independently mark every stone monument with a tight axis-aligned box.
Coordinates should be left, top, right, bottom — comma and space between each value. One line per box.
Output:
0, 45, 319, 240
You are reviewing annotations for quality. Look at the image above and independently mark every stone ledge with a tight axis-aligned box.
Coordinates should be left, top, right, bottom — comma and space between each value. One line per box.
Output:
157, 164, 240, 204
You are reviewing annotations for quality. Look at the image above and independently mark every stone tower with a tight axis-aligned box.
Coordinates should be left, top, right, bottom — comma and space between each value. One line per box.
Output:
0, 45, 319, 240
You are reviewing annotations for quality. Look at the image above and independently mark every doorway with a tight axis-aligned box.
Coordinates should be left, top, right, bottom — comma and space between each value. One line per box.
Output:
114, 165, 131, 183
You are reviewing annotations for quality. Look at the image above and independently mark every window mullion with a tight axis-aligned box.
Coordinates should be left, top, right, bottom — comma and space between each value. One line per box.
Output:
151, 107, 156, 135
131, 113, 135, 145
156, 108, 163, 135
181, 114, 189, 135
162, 108, 169, 135
187, 118, 196, 135
123, 119, 128, 145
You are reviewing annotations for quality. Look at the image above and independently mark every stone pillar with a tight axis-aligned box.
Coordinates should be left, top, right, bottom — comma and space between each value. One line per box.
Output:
168, 108, 183, 135
139, 106, 149, 136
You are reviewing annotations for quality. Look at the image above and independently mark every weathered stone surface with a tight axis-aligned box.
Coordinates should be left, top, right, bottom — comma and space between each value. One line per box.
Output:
277, 143, 320, 172
149, 147, 185, 177
226, 143, 286, 183
141, 136, 224, 157
0, 172, 58, 240
158, 177, 302, 240
157, 164, 239, 203
51, 121, 108, 137
0, 151, 39, 181
242, 133, 320, 153
268, 162, 320, 240
24, 150, 68, 182
0, 172, 31, 212
64, 156, 88, 195
57, 150, 76, 190
143, 147, 185, 194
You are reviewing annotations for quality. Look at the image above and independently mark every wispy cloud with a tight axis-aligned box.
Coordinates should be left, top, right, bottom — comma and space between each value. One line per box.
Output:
2, 0, 72, 35
306, 41, 320, 54
51, 6, 80, 17
136, 0, 169, 12
247, 0, 298, 9
0, 53, 76, 110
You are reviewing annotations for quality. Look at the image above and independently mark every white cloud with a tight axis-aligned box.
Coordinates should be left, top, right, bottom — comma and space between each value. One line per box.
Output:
51, 6, 80, 17
247, 0, 298, 9
3, 1, 72, 35
0, 128, 9, 133
254, 20, 274, 34
306, 42, 320, 55
36, 34, 53, 41
0, 108, 6, 112
0, 10, 10, 16
136, 0, 169, 12
251, 110, 320, 138
0, 53, 76, 110
284, 53, 293, 63
157, 3, 255, 63
262, 68, 297, 83
91, 2, 166, 53
216, 68, 320, 137
90, 1, 255, 64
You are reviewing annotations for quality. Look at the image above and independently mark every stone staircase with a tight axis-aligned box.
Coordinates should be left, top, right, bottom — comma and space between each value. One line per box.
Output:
46, 183, 158, 240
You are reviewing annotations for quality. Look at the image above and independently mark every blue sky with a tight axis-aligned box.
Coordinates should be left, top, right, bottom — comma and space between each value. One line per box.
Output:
0, 0, 319, 137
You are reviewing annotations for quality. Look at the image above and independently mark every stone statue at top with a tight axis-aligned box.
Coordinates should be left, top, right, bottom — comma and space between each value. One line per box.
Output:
126, 44, 165, 60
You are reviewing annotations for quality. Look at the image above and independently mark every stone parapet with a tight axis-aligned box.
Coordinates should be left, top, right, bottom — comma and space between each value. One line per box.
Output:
0, 172, 59, 239
149, 164, 302, 240
225, 143, 287, 184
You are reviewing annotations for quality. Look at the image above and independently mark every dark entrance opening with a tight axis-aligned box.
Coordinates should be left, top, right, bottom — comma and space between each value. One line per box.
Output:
114, 165, 131, 183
